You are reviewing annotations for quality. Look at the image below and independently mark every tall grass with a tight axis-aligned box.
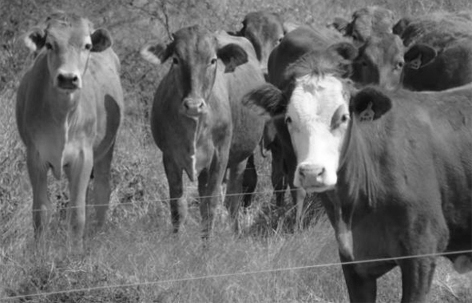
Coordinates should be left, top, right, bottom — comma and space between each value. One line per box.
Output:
1, 0, 472, 302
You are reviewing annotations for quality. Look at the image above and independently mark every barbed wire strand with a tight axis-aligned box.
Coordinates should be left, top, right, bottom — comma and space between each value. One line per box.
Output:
2, 249, 471, 301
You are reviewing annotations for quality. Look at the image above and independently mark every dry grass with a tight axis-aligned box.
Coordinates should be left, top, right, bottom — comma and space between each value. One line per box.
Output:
1, 0, 472, 302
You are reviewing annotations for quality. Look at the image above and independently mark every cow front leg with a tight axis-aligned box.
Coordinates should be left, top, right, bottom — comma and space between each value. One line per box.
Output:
398, 256, 436, 303
64, 147, 93, 254
162, 154, 186, 234
340, 253, 377, 303
26, 149, 51, 244
225, 160, 248, 234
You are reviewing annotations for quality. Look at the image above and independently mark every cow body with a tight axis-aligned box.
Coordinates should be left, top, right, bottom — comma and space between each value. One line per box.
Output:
16, 13, 123, 252
141, 25, 265, 236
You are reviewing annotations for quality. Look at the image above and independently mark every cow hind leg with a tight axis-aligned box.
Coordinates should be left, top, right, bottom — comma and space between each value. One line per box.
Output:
27, 150, 51, 243
64, 147, 93, 254
163, 154, 186, 234
91, 142, 115, 228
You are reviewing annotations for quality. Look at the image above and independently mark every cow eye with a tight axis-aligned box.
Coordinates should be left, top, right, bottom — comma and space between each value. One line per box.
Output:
285, 116, 292, 124
172, 57, 179, 65
45, 42, 53, 50
85, 43, 92, 50
341, 114, 350, 123
210, 58, 217, 65
395, 60, 404, 70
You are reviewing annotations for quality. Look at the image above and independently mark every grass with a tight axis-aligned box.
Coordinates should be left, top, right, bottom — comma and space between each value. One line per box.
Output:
1, 0, 472, 302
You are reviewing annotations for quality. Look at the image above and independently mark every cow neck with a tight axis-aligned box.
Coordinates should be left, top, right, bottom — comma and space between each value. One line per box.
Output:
338, 112, 385, 210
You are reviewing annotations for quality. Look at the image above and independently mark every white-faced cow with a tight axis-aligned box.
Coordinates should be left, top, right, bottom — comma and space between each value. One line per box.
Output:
16, 12, 124, 252
246, 26, 357, 228
140, 25, 265, 237
245, 48, 472, 301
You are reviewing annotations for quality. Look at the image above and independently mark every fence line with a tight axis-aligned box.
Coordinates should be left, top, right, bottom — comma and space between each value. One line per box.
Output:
2, 249, 471, 301
27, 187, 308, 213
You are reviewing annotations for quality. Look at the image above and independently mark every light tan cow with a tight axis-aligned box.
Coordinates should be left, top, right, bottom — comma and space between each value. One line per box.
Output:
16, 12, 123, 252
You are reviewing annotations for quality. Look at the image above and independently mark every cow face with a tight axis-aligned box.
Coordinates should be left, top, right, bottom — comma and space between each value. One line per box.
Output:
24, 13, 112, 93
141, 25, 248, 118
244, 74, 352, 193
352, 33, 405, 90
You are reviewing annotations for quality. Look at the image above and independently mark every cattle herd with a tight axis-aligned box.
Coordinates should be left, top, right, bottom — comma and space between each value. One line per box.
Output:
14, 6, 472, 303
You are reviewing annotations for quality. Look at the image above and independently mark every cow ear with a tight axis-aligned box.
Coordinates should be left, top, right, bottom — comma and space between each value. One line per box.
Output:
328, 41, 358, 61
242, 83, 286, 117
217, 43, 248, 73
283, 21, 299, 34
404, 44, 437, 69
329, 17, 350, 35
91, 28, 112, 52
351, 87, 392, 122
140, 42, 173, 65
24, 27, 46, 52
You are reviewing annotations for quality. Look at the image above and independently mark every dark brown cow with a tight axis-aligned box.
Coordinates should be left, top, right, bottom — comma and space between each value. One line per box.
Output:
245, 51, 472, 301
352, 12, 472, 92
231, 11, 285, 77
247, 26, 356, 228
140, 25, 265, 237
330, 6, 396, 44
16, 12, 123, 252
399, 14, 472, 91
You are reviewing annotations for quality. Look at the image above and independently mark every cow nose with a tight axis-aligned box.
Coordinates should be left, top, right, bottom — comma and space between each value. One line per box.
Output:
182, 98, 207, 116
299, 164, 325, 180
57, 73, 80, 90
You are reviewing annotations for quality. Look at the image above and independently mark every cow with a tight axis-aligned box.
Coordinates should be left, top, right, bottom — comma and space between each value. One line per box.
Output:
244, 49, 472, 301
399, 14, 472, 91
352, 12, 472, 92
247, 25, 356, 229
230, 11, 286, 78
16, 12, 124, 252
140, 25, 266, 237
330, 6, 396, 44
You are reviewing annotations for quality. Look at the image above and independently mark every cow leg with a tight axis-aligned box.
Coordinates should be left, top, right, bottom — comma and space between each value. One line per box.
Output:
224, 160, 247, 234
270, 141, 287, 208
340, 253, 377, 302
91, 142, 115, 227
64, 147, 93, 253
398, 256, 436, 303
26, 150, 50, 242
291, 187, 306, 231
241, 154, 257, 209
162, 154, 186, 234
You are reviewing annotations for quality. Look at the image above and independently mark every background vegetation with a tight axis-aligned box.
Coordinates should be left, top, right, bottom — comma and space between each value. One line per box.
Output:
1, 0, 471, 302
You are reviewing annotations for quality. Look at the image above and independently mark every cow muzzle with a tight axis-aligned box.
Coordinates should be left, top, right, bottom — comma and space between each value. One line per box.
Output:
56, 72, 81, 91
181, 97, 207, 117
295, 163, 336, 192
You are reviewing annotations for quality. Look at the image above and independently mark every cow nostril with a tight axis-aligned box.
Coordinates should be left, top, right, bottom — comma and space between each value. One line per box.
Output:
198, 102, 204, 108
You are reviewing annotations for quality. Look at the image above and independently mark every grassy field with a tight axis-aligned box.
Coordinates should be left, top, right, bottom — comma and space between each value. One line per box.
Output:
1, 0, 472, 302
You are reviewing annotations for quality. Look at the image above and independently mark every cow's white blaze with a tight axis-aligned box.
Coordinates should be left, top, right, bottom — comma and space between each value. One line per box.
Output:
286, 74, 349, 192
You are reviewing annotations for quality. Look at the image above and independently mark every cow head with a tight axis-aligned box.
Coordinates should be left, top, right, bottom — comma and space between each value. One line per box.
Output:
234, 11, 285, 76
24, 12, 112, 93
244, 42, 357, 192
351, 33, 405, 90
141, 25, 248, 118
